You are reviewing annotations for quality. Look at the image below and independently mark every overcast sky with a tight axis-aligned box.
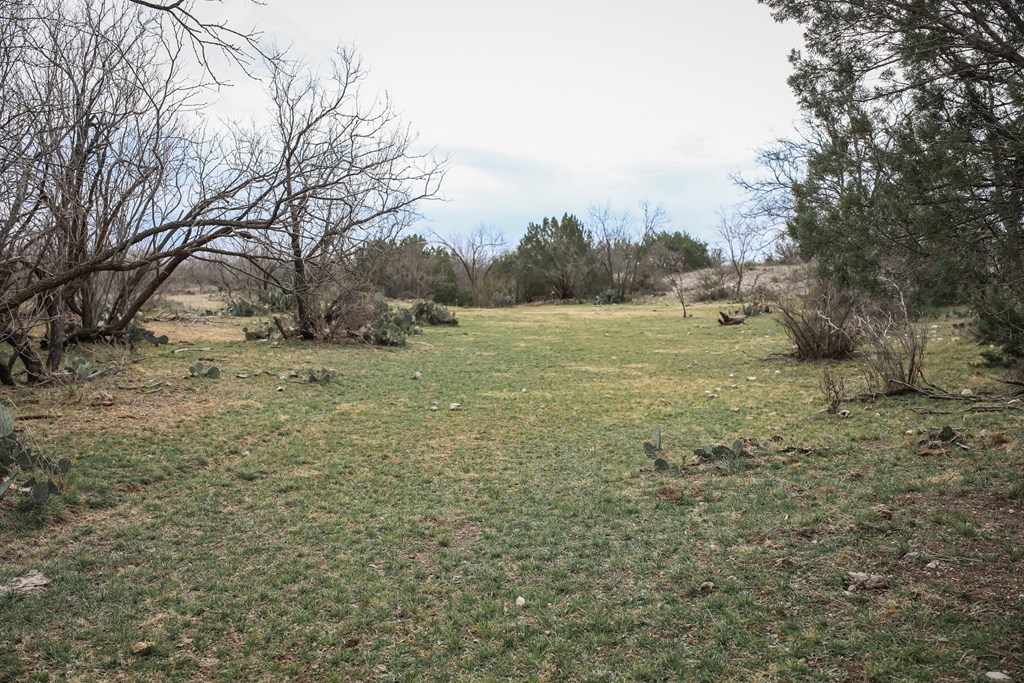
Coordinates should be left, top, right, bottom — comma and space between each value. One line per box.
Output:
221, 0, 805, 245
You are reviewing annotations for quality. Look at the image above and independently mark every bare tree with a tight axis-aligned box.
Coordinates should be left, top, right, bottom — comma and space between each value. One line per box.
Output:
229, 47, 445, 339
716, 210, 770, 301
0, 0, 263, 382
589, 201, 667, 300
0, 2, 444, 384
127, 0, 263, 80
433, 224, 505, 306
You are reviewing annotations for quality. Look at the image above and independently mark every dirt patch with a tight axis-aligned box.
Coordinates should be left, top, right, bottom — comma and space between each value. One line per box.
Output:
894, 490, 1024, 619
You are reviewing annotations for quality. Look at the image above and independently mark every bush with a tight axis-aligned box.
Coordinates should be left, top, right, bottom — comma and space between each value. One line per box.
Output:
1, 402, 70, 503
433, 285, 472, 307
256, 288, 293, 313
411, 299, 459, 326
695, 273, 729, 302
223, 298, 266, 317
363, 298, 421, 346
122, 319, 168, 348
761, 277, 862, 360
973, 287, 1024, 364
593, 290, 631, 305
858, 300, 928, 395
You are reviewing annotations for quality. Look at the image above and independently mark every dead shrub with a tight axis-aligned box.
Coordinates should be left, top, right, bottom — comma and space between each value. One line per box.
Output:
821, 366, 848, 413
858, 297, 928, 395
760, 276, 862, 360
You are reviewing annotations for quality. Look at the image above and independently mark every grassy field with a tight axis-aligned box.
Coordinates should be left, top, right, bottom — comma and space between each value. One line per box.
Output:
1, 300, 1022, 681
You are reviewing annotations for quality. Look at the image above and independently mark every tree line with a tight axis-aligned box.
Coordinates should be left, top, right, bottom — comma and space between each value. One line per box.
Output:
351, 205, 714, 307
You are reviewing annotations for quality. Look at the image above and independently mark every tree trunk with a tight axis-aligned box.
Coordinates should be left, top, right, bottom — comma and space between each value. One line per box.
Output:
4, 330, 47, 384
46, 290, 67, 374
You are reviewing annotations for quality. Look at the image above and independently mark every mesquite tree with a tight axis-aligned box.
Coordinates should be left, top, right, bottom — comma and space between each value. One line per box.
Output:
229, 48, 444, 340
0, 0, 265, 382
0, 1, 443, 383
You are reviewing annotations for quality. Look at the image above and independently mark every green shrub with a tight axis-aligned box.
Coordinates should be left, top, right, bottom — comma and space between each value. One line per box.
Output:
695, 273, 729, 302
974, 287, 1024, 364
594, 290, 631, 305
411, 299, 459, 326
0, 402, 71, 503
256, 288, 292, 313
364, 299, 421, 346
188, 361, 221, 379
223, 298, 266, 317
122, 319, 168, 348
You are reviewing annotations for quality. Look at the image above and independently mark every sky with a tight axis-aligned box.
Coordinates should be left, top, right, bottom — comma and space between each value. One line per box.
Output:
218, 0, 805, 246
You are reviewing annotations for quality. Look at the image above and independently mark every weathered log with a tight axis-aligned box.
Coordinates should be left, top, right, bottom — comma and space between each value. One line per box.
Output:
718, 312, 746, 326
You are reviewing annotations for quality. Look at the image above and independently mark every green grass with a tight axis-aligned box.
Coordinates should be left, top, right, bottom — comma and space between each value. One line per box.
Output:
1, 301, 1022, 681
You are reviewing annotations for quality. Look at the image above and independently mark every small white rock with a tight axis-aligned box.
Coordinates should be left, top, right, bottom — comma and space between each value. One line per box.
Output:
413, 371, 422, 380
276, 386, 284, 392
747, 376, 757, 381
699, 581, 715, 592
515, 596, 525, 606
449, 403, 461, 411
986, 673, 1012, 682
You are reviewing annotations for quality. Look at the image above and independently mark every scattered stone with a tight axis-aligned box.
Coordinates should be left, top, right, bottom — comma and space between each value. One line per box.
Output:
699, 581, 715, 592
746, 376, 757, 381
276, 386, 284, 392
448, 403, 461, 411
926, 560, 941, 570
961, 388, 974, 397
131, 641, 155, 657
515, 596, 526, 606
838, 409, 852, 418
986, 673, 1012, 682
846, 572, 889, 592
412, 371, 422, 380
0, 570, 50, 595
430, 401, 439, 411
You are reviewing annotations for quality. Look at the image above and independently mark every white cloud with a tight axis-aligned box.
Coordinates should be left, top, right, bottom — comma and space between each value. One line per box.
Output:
215, 0, 804, 240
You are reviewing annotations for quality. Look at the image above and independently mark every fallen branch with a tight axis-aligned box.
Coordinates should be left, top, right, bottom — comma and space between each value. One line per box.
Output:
718, 311, 746, 326
173, 347, 211, 354
995, 376, 1024, 389
14, 414, 57, 421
